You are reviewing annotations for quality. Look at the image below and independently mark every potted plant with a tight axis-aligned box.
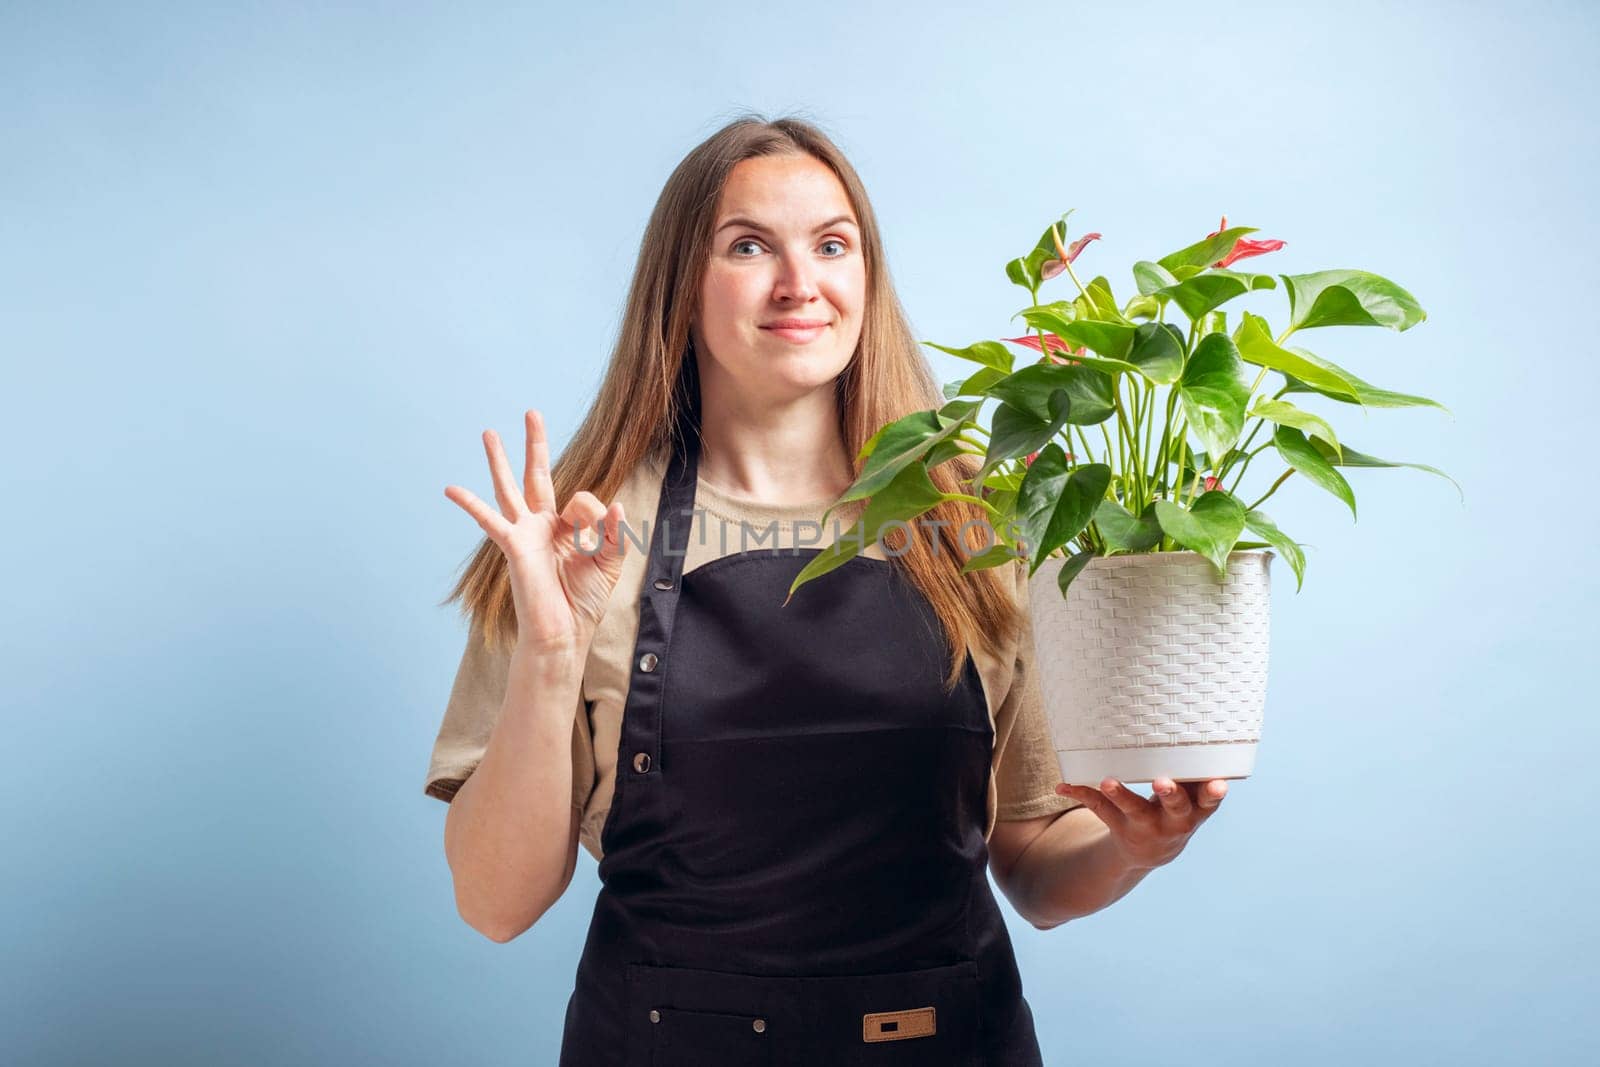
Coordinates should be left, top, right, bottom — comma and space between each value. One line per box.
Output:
787, 212, 1461, 785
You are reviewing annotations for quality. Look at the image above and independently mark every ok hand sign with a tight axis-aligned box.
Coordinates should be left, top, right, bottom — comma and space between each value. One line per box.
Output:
444, 409, 628, 655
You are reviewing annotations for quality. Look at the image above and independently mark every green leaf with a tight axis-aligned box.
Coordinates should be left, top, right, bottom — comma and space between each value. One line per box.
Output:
1273, 425, 1356, 519
1057, 319, 1139, 363
1179, 333, 1250, 460
986, 362, 1116, 426
1280, 347, 1452, 413
985, 486, 1018, 517
1233, 312, 1361, 401
1242, 508, 1306, 592
942, 365, 1008, 400
1016, 307, 1140, 372
1247, 398, 1341, 460
1158, 226, 1259, 272
855, 422, 889, 462
981, 391, 1072, 483
922, 339, 1014, 374
1125, 321, 1185, 385
1014, 299, 1077, 327
1094, 498, 1162, 551
830, 401, 978, 512
1005, 213, 1073, 293
1153, 490, 1247, 576
1133, 260, 1180, 296
1056, 548, 1097, 598
1005, 257, 1032, 291
788, 460, 947, 598
1235, 313, 1449, 413
1155, 269, 1278, 320
1123, 294, 1161, 320
923, 437, 970, 470
960, 542, 1023, 574
1307, 438, 1463, 502
1015, 448, 1112, 577
1281, 269, 1427, 331
984, 467, 1025, 492
1085, 275, 1130, 324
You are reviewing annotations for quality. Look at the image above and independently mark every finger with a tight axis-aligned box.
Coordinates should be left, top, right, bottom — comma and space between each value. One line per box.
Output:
483, 429, 527, 520
444, 484, 513, 543
1054, 783, 1128, 833
560, 490, 609, 556
523, 409, 557, 515
1099, 777, 1158, 819
1194, 778, 1228, 812
1151, 777, 1194, 819
597, 500, 629, 567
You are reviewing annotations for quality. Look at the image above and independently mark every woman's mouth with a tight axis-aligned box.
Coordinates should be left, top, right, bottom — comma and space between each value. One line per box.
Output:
760, 322, 829, 344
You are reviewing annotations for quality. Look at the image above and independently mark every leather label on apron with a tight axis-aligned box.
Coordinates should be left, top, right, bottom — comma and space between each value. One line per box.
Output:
862, 1005, 937, 1042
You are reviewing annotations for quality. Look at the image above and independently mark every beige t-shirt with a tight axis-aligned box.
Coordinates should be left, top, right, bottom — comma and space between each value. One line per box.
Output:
423, 451, 1082, 863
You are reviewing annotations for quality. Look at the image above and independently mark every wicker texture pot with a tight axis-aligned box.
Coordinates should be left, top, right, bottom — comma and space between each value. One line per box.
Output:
1027, 549, 1275, 785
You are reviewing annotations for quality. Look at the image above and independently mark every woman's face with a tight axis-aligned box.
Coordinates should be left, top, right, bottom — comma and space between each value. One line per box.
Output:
693, 153, 867, 407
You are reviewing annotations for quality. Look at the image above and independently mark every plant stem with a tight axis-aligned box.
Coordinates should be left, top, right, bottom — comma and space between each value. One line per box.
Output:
1224, 441, 1274, 496
1061, 257, 1090, 298
1154, 386, 1176, 502
1072, 425, 1095, 465
1244, 469, 1295, 511
1220, 384, 1290, 484
943, 491, 1003, 518
1113, 374, 1133, 484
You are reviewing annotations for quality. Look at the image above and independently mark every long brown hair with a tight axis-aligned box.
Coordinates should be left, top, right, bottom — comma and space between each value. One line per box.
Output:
443, 112, 1023, 691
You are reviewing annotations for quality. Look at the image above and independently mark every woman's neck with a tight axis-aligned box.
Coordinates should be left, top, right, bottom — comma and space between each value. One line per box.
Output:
695, 391, 854, 506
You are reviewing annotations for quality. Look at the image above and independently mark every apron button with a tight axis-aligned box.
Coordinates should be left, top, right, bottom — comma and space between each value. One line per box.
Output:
653, 577, 673, 590
632, 751, 651, 773
752, 1019, 766, 1034
649, 1009, 660, 1023
638, 652, 659, 672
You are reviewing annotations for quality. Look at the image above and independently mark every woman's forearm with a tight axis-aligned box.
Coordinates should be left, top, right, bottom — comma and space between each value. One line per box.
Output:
442, 640, 586, 941
1021, 809, 1158, 929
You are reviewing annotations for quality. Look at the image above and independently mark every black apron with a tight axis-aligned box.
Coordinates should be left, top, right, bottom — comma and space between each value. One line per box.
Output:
558, 427, 1048, 1066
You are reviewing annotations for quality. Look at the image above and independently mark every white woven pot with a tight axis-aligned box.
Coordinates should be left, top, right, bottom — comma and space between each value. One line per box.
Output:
1027, 549, 1275, 785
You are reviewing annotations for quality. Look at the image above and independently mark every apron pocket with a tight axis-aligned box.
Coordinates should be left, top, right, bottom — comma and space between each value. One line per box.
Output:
798, 959, 982, 1064
624, 959, 981, 1066
625, 962, 781, 1066
649, 1006, 774, 1066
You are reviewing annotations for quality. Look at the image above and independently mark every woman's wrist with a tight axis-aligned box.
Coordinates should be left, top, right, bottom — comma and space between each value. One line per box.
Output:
512, 632, 589, 681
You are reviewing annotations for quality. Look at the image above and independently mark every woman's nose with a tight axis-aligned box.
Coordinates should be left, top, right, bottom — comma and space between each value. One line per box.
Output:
772, 253, 821, 302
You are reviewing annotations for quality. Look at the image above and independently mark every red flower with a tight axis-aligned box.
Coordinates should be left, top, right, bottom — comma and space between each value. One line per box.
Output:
1002, 334, 1085, 366
1204, 215, 1285, 269
1041, 223, 1101, 280
1203, 475, 1221, 492
1024, 451, 1039, 467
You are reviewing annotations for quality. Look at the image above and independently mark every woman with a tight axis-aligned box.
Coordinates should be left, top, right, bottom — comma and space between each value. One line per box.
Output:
424, 114, 1227, 1066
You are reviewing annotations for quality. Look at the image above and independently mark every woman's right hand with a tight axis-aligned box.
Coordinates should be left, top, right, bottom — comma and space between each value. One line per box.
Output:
444, 409, 629, 655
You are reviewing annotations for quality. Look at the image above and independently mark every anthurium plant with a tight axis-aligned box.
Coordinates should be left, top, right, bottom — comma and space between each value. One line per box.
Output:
789, 211, 1460, 601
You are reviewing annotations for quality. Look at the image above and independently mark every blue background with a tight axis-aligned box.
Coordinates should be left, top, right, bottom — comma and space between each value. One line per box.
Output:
4, 1, 1593, 1063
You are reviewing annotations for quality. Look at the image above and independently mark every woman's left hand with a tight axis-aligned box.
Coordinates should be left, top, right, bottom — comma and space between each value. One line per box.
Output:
1055, 777, 1228, 871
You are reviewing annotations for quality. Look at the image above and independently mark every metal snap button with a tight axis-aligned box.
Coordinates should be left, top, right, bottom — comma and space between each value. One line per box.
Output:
632, 751, 651, 773
653, 577, 673, 590
638, 652, 658, 673
752, 1018, 766, 1033
649, 1009, 660, 1023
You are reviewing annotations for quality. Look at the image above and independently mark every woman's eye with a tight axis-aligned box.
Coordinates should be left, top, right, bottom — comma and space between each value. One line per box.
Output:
731, 238, 850, 257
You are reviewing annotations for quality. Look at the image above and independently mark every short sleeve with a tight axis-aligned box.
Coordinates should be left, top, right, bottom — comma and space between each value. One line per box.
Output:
993, 567, 1084, 822
422, 613, 594, 817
